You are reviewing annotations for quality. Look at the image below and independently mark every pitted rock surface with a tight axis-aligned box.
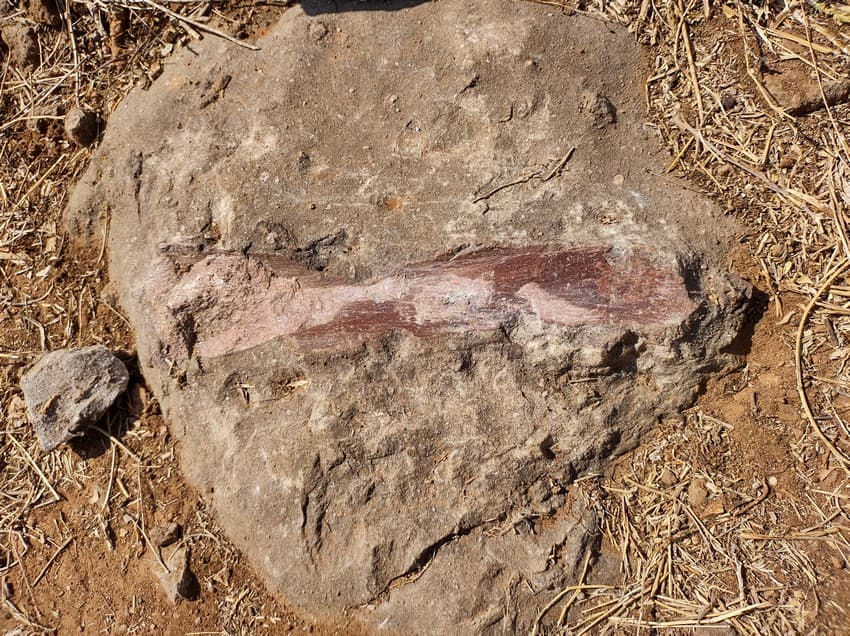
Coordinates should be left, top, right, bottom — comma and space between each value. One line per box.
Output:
66, 1, 752, 632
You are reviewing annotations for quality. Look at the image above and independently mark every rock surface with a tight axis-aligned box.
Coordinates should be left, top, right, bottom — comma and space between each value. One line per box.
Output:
1, 23, 39, 70
20, 345, 129, 451
66, 1, 753, 632
151, 545, 197, 603
64, 106, 101, 146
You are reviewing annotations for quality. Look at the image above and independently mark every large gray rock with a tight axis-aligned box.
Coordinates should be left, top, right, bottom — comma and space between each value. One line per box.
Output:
21, 345, 129, 451
65, 1, 752, 632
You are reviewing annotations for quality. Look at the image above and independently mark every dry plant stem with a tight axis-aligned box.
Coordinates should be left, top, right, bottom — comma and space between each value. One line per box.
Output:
556, 551, 595, 626
473, 149, 575, 202
63, 0, 81, 100
734, 2, 795, 121
101, 443, 118, 514
801, 9, 850, 166
673, 113, 817, 217
795, 261, 850, 470
124, 0, 260, 50
529, 550, 592, 635
127, 510, 171, 574
14, 149, 85, 210
6, 435, 61, 504
542, 146, 576, 181
472, 172, 538, 203
676, 0, 705, 126
612, 601, 772, 628
31, 536, 73, 587
92, 424, 141, 462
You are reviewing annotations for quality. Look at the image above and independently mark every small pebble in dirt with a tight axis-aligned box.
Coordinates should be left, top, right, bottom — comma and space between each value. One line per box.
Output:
20, 344, 129, 451
152, 545, 199, 603
24, 0, 62, 28
687, 477, 709, 510
64, 106, 101, 146
150, 522, 182, 548
0, 24, 40, 70
658, 466, 677, 487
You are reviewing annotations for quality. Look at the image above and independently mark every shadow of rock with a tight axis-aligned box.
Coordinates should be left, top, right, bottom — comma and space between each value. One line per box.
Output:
300, 0, 431, 16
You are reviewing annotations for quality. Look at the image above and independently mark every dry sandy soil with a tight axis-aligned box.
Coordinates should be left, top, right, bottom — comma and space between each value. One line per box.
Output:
2, 0, 850, 634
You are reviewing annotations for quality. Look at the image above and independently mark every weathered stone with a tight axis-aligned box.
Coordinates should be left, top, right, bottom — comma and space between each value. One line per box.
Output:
150, 522, 182, 548
764, 68, 850, 116
20, 345, 129, 451
65, 1, 752, 632
151, 545, 197, 603
64, 107, 101, 146
0, 23, 39, 70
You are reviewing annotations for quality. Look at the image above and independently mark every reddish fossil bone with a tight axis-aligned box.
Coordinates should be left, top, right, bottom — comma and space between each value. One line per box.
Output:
145, 244, 698, 358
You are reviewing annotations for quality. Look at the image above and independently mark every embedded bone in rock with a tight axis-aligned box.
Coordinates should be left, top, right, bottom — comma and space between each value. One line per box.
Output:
64, 0, 754, 632
145, 245, 697, 360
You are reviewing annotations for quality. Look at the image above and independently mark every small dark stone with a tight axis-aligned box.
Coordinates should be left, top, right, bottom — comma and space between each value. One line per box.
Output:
720, 93, 738, 110
64, 107, 101, 145
150, 522, 182, 548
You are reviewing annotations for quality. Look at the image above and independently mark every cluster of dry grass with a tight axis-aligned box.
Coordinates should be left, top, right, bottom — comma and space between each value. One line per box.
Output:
2, 0, 850, 633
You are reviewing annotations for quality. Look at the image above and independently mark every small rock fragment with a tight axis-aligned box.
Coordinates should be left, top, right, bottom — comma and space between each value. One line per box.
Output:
6, 394, 27, 423
527, 481, 550, 505
764, 70, 850, 116
658, 466, 677, 487
64, 107, 101, 146
702, 498, 725, 516
0, 24, 40, 70
687, 477, 709, 511
581, 91, 617, 128
720, 92, 738, 111
24, 0, 61, 28
20, 345, 129, 451
152, 545, 198, 603
308, 20, 328, 41
150, 522, 182, 548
